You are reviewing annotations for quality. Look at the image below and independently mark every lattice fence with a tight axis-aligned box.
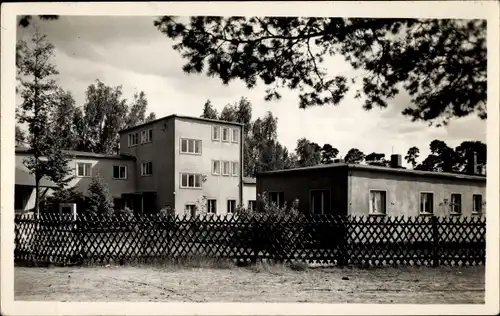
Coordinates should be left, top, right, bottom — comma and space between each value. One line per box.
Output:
14, 212, 486, 267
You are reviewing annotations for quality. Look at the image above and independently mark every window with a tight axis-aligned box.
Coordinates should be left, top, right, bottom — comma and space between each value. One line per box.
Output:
231, 161, 239, 176
60, 205, 72, 215
473, 194, 483, 214
248, 200, 256, 211
227, 199, 236, 214
180, 173, 202, 188
419, 192, 434, 215
212, 160, 221, 175
141, 129, 153, 143
15, 187, 28, 210
180, 138, 202, 154
141, 162, 153, 176
76, 162, 92, 177
212, 126, 220, 141
450, 193, 462, 215
113, 165, 127, 179
222, 127, 230, 142
231, 128, 239, 143
128, 133, 138, 147
186, 204, 197, 217
310, 190, 331, 215
207, 199, 217, 214
269, 192, 285, 207
369, 190, 386, 215
222, 161, 230, 176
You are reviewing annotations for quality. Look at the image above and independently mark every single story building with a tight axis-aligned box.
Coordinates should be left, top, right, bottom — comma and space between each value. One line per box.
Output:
15, 168, 59, 213
242, 177, 257, 211
256, 155, 486, 217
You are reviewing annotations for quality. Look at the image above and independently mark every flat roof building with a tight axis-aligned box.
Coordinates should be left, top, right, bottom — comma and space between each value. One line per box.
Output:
256, 155, 486, 217
15, 114, 256, 216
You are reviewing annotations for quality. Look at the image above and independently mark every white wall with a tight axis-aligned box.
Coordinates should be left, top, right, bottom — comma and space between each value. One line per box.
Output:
174, 118, 242, 215
243, 183, 256, 209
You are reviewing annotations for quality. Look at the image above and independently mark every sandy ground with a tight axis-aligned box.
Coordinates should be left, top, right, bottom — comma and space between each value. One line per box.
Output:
15, 265, 484, 304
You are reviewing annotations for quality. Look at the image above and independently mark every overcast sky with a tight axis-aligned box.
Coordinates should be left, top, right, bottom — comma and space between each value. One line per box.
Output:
16, 16, 486, 166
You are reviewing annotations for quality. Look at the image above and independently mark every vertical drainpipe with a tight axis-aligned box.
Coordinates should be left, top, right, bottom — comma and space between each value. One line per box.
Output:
239, 123, 244, 208
141, 194, 144, 216
347, 165, 351, 215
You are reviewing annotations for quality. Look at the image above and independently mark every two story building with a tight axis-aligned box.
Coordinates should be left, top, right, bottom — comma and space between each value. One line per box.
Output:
15, 115, 256, 216
15, 148, 137, 213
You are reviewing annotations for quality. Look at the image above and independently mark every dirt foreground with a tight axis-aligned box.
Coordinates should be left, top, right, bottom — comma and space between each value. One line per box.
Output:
15, 265, 484, 304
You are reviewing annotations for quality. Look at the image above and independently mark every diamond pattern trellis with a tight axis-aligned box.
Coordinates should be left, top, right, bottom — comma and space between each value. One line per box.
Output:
14, 212, 486, 267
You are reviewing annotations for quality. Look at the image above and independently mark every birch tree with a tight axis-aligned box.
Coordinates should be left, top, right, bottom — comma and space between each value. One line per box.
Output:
16, 32, 72, 214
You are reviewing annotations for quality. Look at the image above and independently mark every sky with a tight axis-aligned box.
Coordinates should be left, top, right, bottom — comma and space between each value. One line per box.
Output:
16, 16, 486, 167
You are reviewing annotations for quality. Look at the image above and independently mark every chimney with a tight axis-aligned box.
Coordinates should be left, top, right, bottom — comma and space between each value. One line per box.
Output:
467, 152, 478, 175
390, 154, 402, 168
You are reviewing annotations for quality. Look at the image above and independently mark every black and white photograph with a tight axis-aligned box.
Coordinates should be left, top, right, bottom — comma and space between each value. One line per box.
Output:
1, 1, 499, 315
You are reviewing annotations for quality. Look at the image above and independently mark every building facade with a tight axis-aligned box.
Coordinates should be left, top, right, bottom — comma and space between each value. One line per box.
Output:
117, 115, 244, 215
15, 148, 136, 212
242, 177, 257, 211
257, 156, 486, 218
15, 115, 253, 216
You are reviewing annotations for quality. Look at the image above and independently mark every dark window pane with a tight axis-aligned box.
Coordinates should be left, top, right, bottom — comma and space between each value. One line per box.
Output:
278, 192, 284, 207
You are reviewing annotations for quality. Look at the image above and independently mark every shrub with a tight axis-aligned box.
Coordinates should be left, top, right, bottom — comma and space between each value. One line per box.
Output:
232, 193, 304, 263
86, 173, 114, 216
114, 206, 135, 220
41, 186, 87, 214
289, 261, 309, 271
156, 205, 178, 233
159, 205, 175, 218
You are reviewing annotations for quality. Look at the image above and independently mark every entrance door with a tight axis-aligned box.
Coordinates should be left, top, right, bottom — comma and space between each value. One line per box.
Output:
310, 189, 340, 249
142, 192, 157, 214
123, 194, 143, 216
310, 190, 331, 215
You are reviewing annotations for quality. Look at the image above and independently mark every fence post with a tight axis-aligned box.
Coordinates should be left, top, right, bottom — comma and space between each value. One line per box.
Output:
166, 215, 172, 258
251, 216, 258, 264
431, 216, 440, 267
337, 216, 348, 267
77, 214, 85, 264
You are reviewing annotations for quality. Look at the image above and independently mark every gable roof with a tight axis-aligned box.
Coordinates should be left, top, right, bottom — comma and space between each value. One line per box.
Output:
15, 168, 58, 188
15, 147, 135, 160
118, 114, 244, 134
257, 163, 486, 182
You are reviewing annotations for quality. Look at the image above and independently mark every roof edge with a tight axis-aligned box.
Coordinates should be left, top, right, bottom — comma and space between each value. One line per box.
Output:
257, 163, 347, 176
15, 148, 136, 160
118, 114, 244, 134
347, 163, 486, 181
257, 163, 486, 182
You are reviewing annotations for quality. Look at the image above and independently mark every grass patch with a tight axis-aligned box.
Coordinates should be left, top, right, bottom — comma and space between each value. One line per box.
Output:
81, 255, 237, 270
248, 261, 287, 274
246, 260, 309, 274
78, 256, 314, 273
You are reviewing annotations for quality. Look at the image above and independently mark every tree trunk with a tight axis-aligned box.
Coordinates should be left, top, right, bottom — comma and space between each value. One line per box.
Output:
35, 173, 41, 217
